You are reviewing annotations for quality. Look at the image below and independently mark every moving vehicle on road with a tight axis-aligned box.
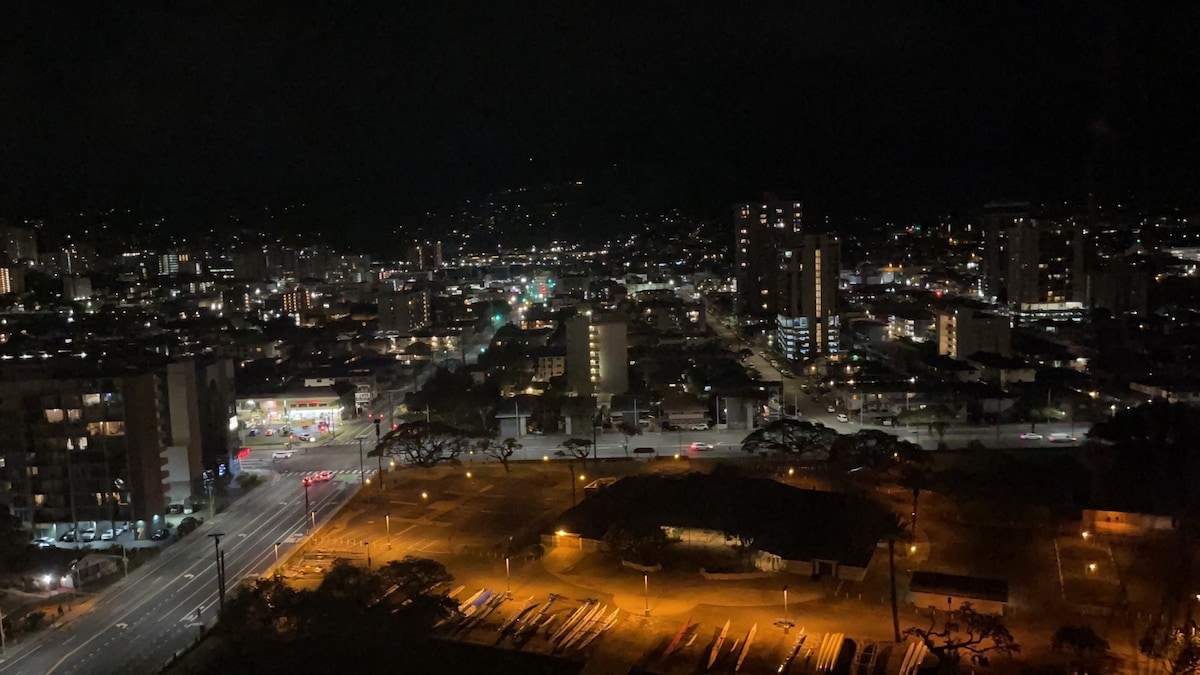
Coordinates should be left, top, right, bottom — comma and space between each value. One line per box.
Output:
297, 433, 315, 442
151, 528, 171, 541
827, 405, 837, 413
316, 471, 333, 482
1019, 432, 1043, 440
272, 450, 294, 459
1048, 432, 1077, 443
689, 442, 714, 452
836, 413, 849, 423
30, 536, 56, 549
264, 428, 275, 436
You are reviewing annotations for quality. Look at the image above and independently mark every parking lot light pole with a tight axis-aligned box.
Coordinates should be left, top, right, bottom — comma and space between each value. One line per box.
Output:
774, 585, 794, 630
385, 513, 392, 549
363, 541, 371, 570
644, 573, 650, 616
505, 556, 511, 599
273, 542, 280, 567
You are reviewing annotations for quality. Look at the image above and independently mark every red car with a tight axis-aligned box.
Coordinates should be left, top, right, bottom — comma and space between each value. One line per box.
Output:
316, 471, 333, 482
302, 476, 315, 487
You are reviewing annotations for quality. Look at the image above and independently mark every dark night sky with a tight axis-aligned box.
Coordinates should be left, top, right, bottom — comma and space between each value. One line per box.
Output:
1, 2, 1197, 222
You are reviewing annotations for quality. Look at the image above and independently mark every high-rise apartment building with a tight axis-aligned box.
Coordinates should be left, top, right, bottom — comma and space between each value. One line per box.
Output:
734, 195, 803, 316
776, 234, 840, 362
1005, 219, 1085, 306
282, 286, 314, 315
0, 267, 26, 295
566, 313, 627, 400
378, 289, 431, 333
0, 225, 38, 264
980, 201, 1030, 302
0, 358, 236, 534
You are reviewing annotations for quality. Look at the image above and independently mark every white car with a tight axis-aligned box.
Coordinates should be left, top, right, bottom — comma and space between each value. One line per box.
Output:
29, 536, 56, 549
1019, 432, 1044, 440
100, 528, 115, 541
827, 406, 837, 414
272, 450, 295, 459
297, 433, 315, 442
81, 528, 97, 542
688, 423, 710, 431
836, 413, 849, 423
1048, 433, 1077, 443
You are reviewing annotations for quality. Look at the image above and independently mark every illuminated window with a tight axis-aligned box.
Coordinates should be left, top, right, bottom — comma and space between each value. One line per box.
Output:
44, 409, 64, 423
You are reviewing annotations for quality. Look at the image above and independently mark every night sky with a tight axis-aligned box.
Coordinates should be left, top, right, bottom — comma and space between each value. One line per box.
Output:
1, 3, 1197, 221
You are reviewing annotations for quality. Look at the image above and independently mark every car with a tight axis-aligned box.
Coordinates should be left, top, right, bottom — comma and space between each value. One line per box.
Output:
297, 433, 315, 442
836, 413, 849, 423
247, 428, 259, 437
272, 450, 294, 460
151, 528, 171, 541
302, 476, 315, 487
1048, 433, 1077, 443
280, 426, 292, 435
264, 428, 275, 436
827, 406, 837, 413
316, 471, 333, 482
689, 442, 715, 451
632, 447, 656, 455
81, 528, 97, 542
1019, 432, 1044, 440
59, 530, 76, 542
30, 536, 56, 549
100, 528, 116, 541
688, 423, 710, 431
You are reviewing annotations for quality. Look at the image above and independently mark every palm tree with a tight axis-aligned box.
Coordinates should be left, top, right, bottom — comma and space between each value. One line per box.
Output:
881, 514, 912, 643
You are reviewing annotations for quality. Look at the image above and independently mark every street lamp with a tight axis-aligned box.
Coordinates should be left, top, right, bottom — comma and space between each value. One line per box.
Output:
273, 542, 281, 567
385, 513, 392, 549
363, 541, 372, 570
505, 556, 511, 599
208, 533, 227, 607
356, 436, 367, 485
774, 585, 794, 630
644, 573, 650, 617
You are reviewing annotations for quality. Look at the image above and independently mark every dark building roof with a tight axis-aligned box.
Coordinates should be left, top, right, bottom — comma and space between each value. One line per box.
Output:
910, 571, 1009, 603
553, 473, 892, 567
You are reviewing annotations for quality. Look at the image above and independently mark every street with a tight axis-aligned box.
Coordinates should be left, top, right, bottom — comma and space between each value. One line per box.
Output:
0, 437, 369, 675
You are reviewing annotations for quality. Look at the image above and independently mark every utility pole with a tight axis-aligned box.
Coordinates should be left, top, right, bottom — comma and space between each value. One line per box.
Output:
1, 603, 6, 654
208, 533, 226, 607
568, 461, 577, 506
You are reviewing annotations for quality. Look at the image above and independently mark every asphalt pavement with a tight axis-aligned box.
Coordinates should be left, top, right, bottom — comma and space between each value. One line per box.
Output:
0, 438, 368, 675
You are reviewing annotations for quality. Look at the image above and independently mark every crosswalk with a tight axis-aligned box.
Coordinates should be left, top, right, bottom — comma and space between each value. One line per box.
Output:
281, 469, 378, 479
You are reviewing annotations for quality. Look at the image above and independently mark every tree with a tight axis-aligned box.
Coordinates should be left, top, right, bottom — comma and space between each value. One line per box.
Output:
476, 437, 522, 474
741, 418, 837, 458
616, 421, 642, 457
377, 556, 454, 599
898, 404, 956, 447
1052, 625, 1109, 672
899, 465, 933, 532
905, 602, 1020, 666
602, 522, 669, 565
562, 438, 593, 462
831, 429, 928, 470
0, 505, 30, 574
373, 421, 469, 468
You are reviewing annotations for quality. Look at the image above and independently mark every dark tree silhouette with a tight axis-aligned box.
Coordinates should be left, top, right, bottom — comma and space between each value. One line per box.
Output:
905, 602, 1020, 665
741, 418, 837, 457
372, 421, 469, 468
475, 437, 522, 474
616, 421, 642, 457
562, 438, 593, 462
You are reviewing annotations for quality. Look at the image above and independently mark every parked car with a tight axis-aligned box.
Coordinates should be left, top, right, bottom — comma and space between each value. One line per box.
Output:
151, 528, 171, 541
81, 528, 97, 542
827, 405, 837, 414
272, 450, 294, 460
177, 517, 201, 538
280, 426, 292, 435
30, 536, 56, 549
1019, 432, 1043, 440
264, 428, 276, 436
100, 529, 116, 541
59, 530, 76, 542
632, 447, 656, 456
688, 422, 710, 431
836, 413, 850, 423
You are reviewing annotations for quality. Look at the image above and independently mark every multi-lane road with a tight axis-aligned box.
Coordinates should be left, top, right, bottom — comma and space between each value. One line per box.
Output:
0, 438, 367, 675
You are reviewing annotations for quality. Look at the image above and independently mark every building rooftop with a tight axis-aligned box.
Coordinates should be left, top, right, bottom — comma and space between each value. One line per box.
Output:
554, 473, 891, 567
910, 571, 1009, 603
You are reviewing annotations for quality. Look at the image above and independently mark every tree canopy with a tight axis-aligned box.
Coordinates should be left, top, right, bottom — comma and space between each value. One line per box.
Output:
371, 421, 474, 468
